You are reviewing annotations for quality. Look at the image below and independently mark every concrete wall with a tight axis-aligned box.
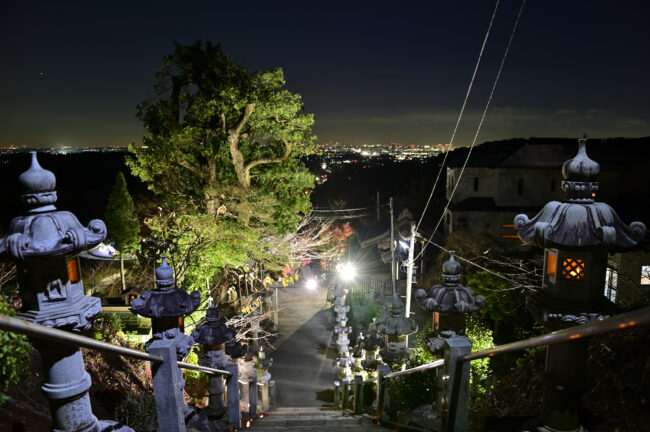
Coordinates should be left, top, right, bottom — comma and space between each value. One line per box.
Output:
447, 167, 563, 207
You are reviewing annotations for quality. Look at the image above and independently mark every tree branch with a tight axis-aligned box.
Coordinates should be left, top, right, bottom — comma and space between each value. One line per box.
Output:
245, 138, 292, 172
177, 159, 203, 177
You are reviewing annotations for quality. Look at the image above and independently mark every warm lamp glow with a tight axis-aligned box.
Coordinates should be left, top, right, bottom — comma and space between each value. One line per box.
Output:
562, 258, 585, 280
67, 258, 80, 283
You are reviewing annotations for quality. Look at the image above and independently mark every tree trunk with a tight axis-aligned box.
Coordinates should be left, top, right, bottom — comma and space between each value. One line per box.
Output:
120, 253, 126, 293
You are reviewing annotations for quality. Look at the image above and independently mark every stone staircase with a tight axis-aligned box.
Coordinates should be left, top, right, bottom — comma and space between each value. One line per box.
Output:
248, 407, 380, 431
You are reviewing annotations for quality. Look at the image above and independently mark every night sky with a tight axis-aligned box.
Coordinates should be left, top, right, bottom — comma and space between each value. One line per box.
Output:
1, 0, 649, 149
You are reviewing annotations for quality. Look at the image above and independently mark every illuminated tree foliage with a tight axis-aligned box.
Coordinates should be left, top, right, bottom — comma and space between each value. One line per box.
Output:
127, 41, 315, 233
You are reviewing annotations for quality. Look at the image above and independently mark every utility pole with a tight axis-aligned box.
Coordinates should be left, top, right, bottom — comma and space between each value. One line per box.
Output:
390, 197, 396, 296
376, 191, 380, 221
405, 221, 416, 346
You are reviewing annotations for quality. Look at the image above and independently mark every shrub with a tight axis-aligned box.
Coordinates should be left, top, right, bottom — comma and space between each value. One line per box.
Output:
115, 393, 157, 432
0, 295, 31, 406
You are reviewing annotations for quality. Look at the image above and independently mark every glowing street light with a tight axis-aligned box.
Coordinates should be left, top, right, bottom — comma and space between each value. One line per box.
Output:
339, 263, 357, 281
305, 278, 318, 290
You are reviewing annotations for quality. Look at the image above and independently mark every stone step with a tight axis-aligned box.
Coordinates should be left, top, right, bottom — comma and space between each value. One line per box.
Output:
249, 407, 380, 431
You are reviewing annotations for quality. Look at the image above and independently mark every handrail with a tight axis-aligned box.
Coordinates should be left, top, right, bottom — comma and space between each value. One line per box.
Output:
0, 313, 232, 377
384, 358, 445, 379
462, 306, 650, 362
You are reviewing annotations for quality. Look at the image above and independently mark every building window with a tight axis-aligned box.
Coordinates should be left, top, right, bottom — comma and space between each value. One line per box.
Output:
517, 178, 523, 196
641, 265, 650, 285
550, 179, 556, 191
604, 267, 618, 302
562, 258, 584, 280
473, 177, 479, 191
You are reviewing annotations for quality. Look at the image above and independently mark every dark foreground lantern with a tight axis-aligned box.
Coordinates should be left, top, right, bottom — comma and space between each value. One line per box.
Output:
514, 138, 646, 432
515, 138, 646, 327
0, 152, 131, 432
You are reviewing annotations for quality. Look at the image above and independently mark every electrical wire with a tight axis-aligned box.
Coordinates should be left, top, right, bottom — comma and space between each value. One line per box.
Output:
414, 0, 527, 264
416, 234, 520, 286
415, 0, 501, 234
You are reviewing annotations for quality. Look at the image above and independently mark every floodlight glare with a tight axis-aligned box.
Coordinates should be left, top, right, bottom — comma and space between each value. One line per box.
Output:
339, 263, 357, 281
306, 278, 318, 290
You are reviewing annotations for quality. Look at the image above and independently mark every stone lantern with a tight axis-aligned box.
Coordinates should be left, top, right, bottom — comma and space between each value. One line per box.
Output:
131, 256, 200, 358
377, 294, 417, 364
0, 152, 130, 432
514, 138, 646, 432
415, 251, 485, 352
351, 335, 366, 377
191, 303, 236, 419
334, 313, 352, 354
336, 346, 354, 379
130, 256, 204, 428
360, 322, 385, 374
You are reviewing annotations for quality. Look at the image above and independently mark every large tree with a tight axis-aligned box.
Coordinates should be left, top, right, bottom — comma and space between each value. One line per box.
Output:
127, 41, 315, 234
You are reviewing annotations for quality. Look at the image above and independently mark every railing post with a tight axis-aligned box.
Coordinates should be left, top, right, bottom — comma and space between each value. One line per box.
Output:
150, 339, 187, 432
333, 380, 341, 408
443, 337, 472, 432
225, 363, 241, 428
341, 377, 349, 411
260, 379, 270, 412
249, 374, 258, 416
269, 379, 276, 409
354, 375, 364, 414
375, 364, 391, 422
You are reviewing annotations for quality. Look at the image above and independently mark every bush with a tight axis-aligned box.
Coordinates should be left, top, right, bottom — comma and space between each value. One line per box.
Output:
465, 314, 495, 402
91, 313, 123, 342
114, 393, 157, 432
0, 295, 31, 405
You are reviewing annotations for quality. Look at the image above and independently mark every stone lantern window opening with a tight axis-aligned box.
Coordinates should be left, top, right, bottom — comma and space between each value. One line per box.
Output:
544, 249, 558, 284
562, 257, 585, 280
67, 257, 80, 283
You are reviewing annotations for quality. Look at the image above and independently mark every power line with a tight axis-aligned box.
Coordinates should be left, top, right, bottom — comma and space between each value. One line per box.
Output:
415, 0, 501, 234
414, 0, 527, 263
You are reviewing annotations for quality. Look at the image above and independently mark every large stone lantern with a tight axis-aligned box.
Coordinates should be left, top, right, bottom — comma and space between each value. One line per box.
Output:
514, 138, 646, 432
131, 256, 200, 358
377, 294, 417, 364
130, 256, 205, 428
360, 322, 384, 374
415, 251, 485, 351
191, 303, 236, 419
0, 152, 130, 432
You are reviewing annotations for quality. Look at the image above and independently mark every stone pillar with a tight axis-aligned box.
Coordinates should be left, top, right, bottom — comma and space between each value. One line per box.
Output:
442, 337, 472, 432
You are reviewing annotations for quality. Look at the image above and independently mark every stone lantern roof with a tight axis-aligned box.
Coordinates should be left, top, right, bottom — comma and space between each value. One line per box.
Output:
225, 340, 248, 359
361, 323, 384, 351
377, 294, 417, 336
415, 252, 485, 314
131, 257, 201, 318
0, 152, 106, 259
515, 139, 646, 250
191, 303, 236, 346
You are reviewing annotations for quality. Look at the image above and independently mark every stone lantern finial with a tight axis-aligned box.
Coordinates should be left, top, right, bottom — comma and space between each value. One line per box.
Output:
19, 152, 58, 212
442, 250, 462, 283
155, 255, 175, 289
561, 138, 600, 203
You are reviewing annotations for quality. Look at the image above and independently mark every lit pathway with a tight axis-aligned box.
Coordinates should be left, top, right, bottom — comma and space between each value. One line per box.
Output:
270, 279, 339, 407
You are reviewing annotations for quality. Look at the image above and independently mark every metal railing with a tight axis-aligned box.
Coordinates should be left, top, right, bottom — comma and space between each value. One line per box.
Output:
334, 306, 650, 431
0, 313, 273, 431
